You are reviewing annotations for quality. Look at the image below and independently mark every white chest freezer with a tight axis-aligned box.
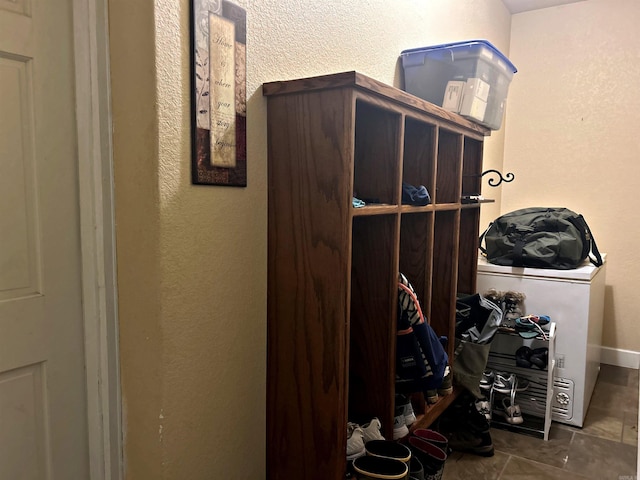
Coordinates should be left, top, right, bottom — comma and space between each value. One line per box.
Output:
476, 254, 606, 427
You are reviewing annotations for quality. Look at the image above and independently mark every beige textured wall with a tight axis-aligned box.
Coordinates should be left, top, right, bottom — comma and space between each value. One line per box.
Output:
504, 0, 640, 353
110, 0, 511, 478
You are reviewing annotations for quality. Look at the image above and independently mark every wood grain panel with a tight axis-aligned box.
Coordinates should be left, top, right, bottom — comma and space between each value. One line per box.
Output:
263, 71, 491, 136
266, 89, 353, 480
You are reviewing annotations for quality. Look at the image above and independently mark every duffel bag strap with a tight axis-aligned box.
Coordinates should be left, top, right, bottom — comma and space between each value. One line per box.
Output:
587, 226, 603, 267
512, 234, 526, 267
478, 223, 492, 255
570, 214, 604, 267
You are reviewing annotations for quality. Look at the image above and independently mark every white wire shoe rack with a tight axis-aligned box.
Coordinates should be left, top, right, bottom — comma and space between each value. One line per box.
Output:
486, 323, 556, 440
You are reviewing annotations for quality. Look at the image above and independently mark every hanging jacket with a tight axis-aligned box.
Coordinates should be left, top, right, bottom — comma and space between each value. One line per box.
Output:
396, 273, 448, 393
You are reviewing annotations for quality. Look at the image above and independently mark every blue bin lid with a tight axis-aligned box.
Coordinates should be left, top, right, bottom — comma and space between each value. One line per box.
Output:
401, 39, 517, 73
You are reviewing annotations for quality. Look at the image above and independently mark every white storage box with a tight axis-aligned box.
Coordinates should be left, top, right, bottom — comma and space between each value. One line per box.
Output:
401, 40, 517, 130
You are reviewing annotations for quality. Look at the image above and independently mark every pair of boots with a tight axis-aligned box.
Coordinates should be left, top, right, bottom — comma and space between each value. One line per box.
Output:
484, 289, 526, 331
352, 429, 448, 480
405, 429, 448, 480
437, 391, 494, 457
351, 440, 412, 479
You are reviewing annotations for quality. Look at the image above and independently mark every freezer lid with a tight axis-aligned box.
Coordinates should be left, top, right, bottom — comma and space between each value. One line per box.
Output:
477, 251, 606, 281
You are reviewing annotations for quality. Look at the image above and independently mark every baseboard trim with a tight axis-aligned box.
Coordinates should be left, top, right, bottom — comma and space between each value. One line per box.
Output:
600, 346, 640, 369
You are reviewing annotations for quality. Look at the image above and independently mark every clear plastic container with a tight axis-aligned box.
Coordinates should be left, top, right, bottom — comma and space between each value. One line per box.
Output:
401, 40, 517, 130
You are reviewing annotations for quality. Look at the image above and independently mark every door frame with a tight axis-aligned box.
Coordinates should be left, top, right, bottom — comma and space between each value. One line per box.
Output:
72, 0, 122, 478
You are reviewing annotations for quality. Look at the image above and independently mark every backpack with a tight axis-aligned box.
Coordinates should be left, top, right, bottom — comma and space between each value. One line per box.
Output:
396, 273, 448, 394
479, 207, 603, 270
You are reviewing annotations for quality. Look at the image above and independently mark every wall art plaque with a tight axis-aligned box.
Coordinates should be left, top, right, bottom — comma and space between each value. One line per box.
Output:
191, 0, 246, 186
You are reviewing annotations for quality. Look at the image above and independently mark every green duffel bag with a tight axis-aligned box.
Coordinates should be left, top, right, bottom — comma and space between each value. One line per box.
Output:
479, 207, 603, 269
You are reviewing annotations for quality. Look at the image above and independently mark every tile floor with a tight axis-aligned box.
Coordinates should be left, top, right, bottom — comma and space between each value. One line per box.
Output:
442, 365, 638, 480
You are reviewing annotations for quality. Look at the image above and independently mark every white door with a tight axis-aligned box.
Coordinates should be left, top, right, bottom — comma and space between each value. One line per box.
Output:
0, 0, 90, 478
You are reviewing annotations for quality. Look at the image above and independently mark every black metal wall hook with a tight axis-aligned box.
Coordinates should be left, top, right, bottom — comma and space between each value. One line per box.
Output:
481, 169, 515, 187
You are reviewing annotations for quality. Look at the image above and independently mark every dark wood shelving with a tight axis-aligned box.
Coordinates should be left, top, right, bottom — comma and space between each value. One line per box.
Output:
264, 71, 491, 480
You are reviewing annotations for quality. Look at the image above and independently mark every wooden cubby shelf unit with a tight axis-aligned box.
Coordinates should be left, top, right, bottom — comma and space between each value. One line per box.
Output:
264, 71, 491, 480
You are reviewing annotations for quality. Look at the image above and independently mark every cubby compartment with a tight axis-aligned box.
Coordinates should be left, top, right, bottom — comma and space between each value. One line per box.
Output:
402, 117, 436, 201
435, 129, 462, 204
354, 100, 401, 206
462, 137, 483, 200
431, 210, 459, 356
349, 214, 398, 437
457, 208, 481, 295
399, 212, 434, 318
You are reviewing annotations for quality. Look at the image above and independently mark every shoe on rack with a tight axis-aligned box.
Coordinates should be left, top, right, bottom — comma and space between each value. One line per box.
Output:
424, 388, 439, 405
517, 314, 550, 326
346, 422, 366, 460
494, 396, 524, 425
362, 417, 385, 443
515, 314, 550, 339
502, 291, 526, 321
395, 394, 417, 427
479, 369, 495, 391
530, 347, 549, 370
483, 288, 503, 308
393, 406, 410, 440
437, 365, 453, 397
492, 372, 528, 394
515, 346, 534, 368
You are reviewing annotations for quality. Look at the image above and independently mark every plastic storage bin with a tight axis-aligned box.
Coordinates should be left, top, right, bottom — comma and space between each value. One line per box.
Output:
401, 40, 517, 130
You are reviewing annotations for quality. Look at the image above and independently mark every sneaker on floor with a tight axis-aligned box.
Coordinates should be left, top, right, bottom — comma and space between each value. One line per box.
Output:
494, 396, 524, 425
346, 423, 366, 460
393, 406, 410, 440
361, 417, 385, 443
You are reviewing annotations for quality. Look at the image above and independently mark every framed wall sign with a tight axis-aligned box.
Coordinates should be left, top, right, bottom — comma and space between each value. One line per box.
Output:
191, 0, 247, 186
